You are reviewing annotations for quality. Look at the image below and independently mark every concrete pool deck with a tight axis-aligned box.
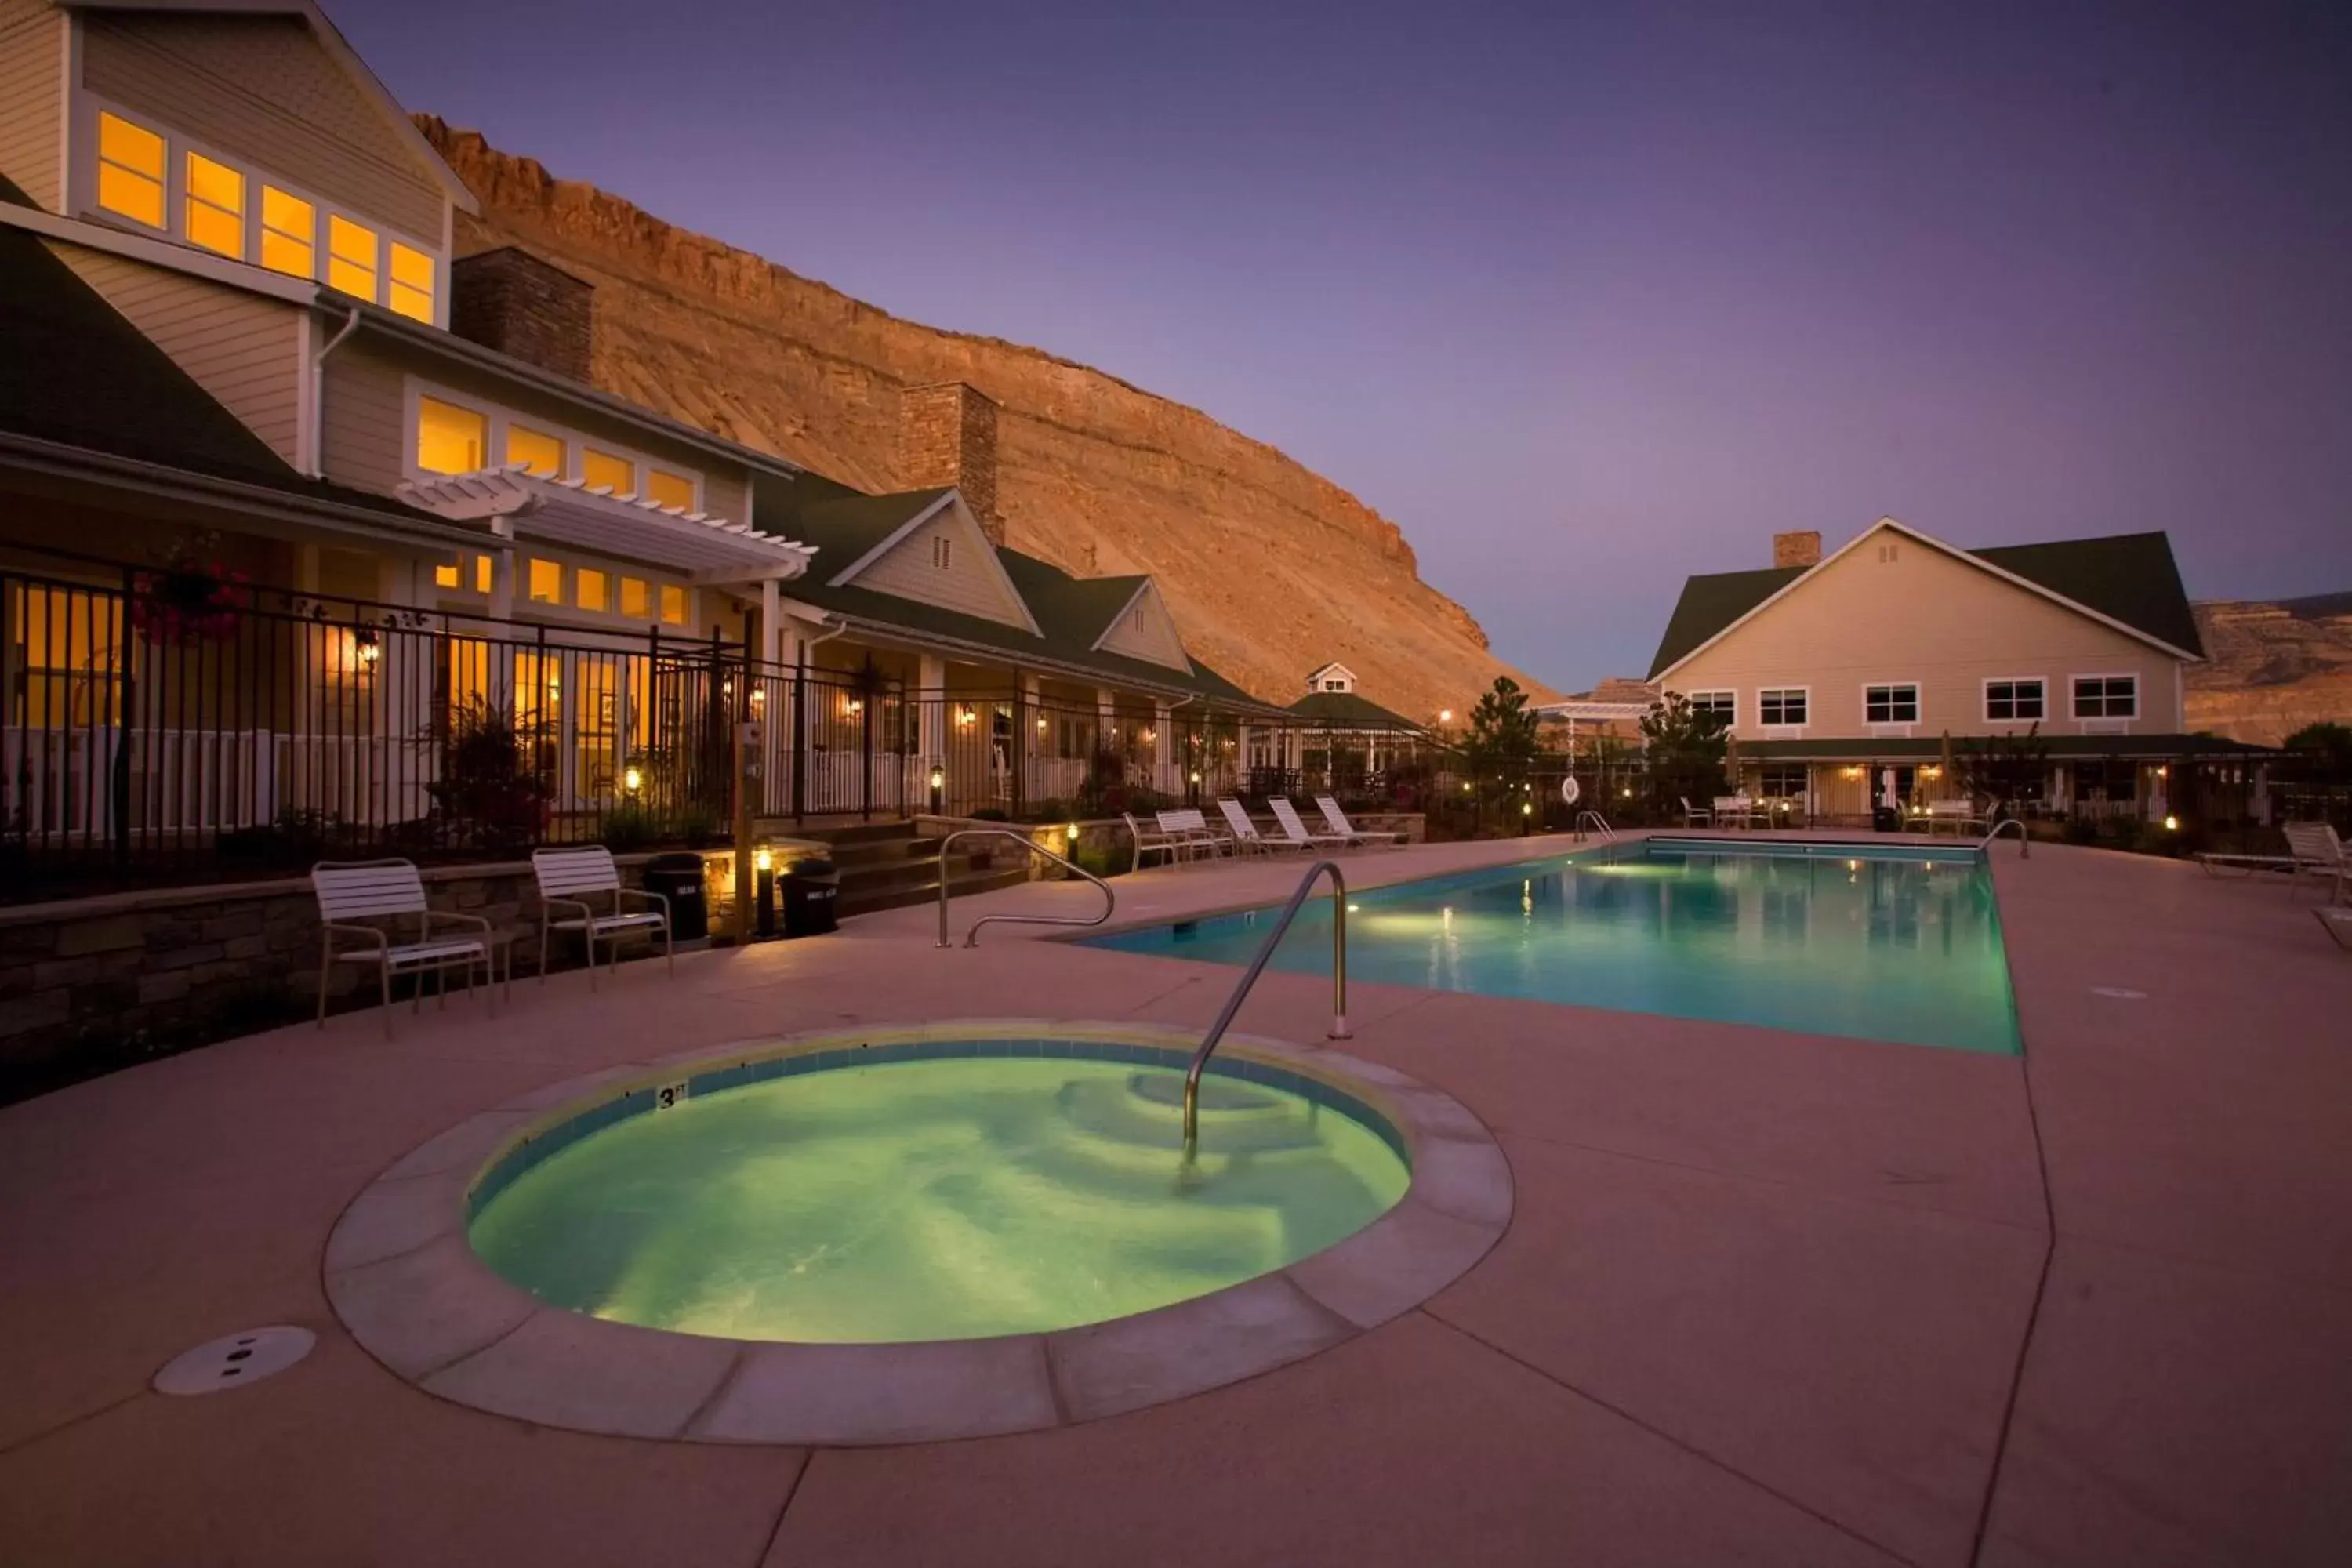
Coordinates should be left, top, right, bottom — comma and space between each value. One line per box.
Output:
2, 832, 2348, 1566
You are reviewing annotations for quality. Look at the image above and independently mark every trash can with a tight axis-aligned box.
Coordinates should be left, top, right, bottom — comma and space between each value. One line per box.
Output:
1871, 806, 1900, 833
641, 852, 709, 942
782, 857, 840, 938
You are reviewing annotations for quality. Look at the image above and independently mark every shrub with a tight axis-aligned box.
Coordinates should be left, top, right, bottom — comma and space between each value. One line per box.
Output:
428, 699, 548, 851
600, 803, 660, 851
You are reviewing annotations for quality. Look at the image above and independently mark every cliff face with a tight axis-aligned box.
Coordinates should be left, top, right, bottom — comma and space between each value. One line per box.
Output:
418, 121, 1537, 716
2187, 593, 2352, 746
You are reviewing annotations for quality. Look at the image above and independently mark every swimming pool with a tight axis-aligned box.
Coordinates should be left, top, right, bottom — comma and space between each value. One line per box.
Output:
1085, 838, 2021, 1054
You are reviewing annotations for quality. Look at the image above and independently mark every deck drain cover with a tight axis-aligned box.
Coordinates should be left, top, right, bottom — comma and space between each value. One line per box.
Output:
154, 1327, 314, 1396
2089, 986, 2149, 1001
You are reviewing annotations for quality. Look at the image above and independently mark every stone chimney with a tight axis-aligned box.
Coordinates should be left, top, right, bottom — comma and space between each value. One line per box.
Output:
1773, 530, 1823, 569
899, 382, 1001, 546
449, 248, 593, 383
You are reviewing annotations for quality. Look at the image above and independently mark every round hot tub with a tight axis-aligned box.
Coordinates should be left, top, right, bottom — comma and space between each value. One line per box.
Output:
326, 1023, 1510, 1445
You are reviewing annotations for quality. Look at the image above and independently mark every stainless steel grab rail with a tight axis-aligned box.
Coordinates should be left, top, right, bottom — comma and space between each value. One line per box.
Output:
1181, 859, 1348, 1152
935, 829, 1116, 948
1573, 810, 1616, 842
1980, 818, 2031, 858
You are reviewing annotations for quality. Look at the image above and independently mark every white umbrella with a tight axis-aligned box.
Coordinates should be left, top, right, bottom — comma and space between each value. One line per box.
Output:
1879, 768, 1897, 811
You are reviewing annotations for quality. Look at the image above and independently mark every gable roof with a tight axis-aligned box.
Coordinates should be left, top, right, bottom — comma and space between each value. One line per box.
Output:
1305, 661, 1356, 684
1648, 521, 2205, 678
62, 0, 477, 213
818, 487, 1042, 635
1287, 690, 1417, 729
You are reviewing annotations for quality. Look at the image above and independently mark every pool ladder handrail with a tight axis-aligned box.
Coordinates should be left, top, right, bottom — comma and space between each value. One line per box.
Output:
1980, 818, 2031, 858
935, 828, 1116, 949
1182, 859, 1349, 1152
1573, 809, 1617, 842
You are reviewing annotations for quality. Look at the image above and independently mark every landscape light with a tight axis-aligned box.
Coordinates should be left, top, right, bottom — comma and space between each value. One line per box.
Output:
622, 765, 642, 793
928, 766, 945, 791
1521, 801, 1533, 816
2164, 815, 2180, 831
753, 844, 773, 873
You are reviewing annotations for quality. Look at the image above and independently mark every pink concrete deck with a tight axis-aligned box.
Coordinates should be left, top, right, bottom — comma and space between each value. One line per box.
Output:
2, 833, 2347, 1566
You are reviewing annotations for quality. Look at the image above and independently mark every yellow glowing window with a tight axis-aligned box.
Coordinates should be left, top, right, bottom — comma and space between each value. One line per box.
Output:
645, 469, 695, 511
434, 558, 460, 589
528, 559, 563, 604
434, 554, 492, 593
259, 186, 314, 278
505, 425, 565, 477
415, 396, 488, 475
476, 554, 493, 593
575, 568, 609, 612
581, 448, 635, 496
619, 577, 650, 617
326, 214, 378, 300
96, 112, 165, 228
388, 242, 434, 323
183, 152, 245, 259
659, 584, 688, 626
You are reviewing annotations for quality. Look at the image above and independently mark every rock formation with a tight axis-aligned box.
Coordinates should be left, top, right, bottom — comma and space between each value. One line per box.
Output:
417, 119, 1544, 717
2187, 593, 2352, 746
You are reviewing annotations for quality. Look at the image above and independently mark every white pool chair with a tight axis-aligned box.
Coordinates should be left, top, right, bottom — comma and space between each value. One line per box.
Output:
1315, 796, 1406, 846
1157, 808, 1232, 858
1679, 796, 1712, 827
1269, 797, 1351, 850
532, 846, 673, 987
1217, 797, 1298, 854
2282, 823, 2349, 902
312, 859, 495, 1037
1123, 811, 1192, 869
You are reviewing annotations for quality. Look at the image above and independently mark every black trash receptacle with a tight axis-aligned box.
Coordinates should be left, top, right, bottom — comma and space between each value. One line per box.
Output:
1871, 806, 1900, 833
782, 857, 840, 938
641, 852, 710, 942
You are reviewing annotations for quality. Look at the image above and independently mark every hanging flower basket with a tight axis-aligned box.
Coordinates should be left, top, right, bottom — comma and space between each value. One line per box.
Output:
131, 564, 249, 645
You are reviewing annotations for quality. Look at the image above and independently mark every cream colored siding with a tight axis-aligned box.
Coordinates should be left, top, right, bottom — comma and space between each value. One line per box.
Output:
318, 340, 405, 493
701, 466, 749, 526
852, 509, 1031, 628
0, 0, 63, 208
1671, 532, 2186, 735
79, 13, 442, 241
52, 240, 303, 463
1094, 583, 1190, 671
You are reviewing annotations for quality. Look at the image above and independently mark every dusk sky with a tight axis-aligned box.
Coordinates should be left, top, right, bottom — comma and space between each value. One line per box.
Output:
340, 0, 2352, 688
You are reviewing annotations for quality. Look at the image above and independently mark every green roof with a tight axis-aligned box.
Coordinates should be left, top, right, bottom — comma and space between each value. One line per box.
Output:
1286, 690, 1419, 729
1649, 528, 2205, 677
753, 471, 1279, 710
0, 181, 437, 524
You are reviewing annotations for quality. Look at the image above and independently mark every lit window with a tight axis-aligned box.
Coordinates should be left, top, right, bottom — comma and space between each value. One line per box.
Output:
183, 152, 245, 259
659, 584, 688, 626
646, 469, 695, 511
388, 242, 434, 323
260, 186, 314, 278
1759, 688, 1807, 727
575, 568, 609, 612
326, 214, 378, 300
581, 448, 635, 496
619, 577, 650, 618
434, 558, 460, 590
528, 559, 563, 604
1986, 680, 2045, 722
1865, 684, 1920, 724
415, 396, 488, 475
506, 425, 565, 477
2071, 676, 2137, 720
437, 554, 490, 594
476, 555, 493, 593
1686, 691, 1735, 728
96, 112, 165, 228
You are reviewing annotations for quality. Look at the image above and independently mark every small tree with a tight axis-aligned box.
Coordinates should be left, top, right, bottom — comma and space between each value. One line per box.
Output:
1463, 677, 1541, 804
1639, 692, 1728, 816
1955, 724, 2049, 822
2282, 722, 2352, 786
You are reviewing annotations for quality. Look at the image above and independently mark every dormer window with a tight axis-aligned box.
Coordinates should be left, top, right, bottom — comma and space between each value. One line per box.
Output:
581, 448, 636, 497
327, 214, 378, 300
96, 113, 165, 229
646, 470, 696, 511
1324, 679, 1345, 691
416, 397, 488, 475
408, 383, 704, 514
389, 243, 436, 323
183, 154, 245, 260
260, 187, 315, 278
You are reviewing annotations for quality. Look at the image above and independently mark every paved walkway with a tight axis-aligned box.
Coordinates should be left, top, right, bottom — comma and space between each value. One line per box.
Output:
1, 835, 2346, 1566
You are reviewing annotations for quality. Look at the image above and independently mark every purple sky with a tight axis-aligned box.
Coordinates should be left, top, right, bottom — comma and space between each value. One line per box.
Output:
339, 0, 2352, 687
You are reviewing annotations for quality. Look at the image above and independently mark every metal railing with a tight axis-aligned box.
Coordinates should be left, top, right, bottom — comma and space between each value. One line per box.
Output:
1980, 818, 2031, 858
933, 828, 1115, 948
1181, 859, 1350, 1153
1573, 809, 1616, 841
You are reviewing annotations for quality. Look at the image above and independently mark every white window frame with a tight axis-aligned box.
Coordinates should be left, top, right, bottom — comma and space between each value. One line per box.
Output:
1756, 686, 1809, 730
2070, 672, 2139, 723
403, 378, 705, 514
1863, 681, 1921, 727
1686, 689, 1737, 729
430, 537, 692, 631
1983, 676, 2046, 724
71, 93, 445, 325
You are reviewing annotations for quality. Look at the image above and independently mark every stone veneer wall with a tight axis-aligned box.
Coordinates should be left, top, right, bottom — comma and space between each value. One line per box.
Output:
449, 246, 595, 382
899, 382, 1001, 545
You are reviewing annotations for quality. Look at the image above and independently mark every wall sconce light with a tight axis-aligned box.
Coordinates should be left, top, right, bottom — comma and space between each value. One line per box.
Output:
1461, 781, 1472, 793
845, 697, 863, 717
1621, 786, 1632, 798
750, 685, 765, 706
354, 628, 380, 666
1189, 769, 1202, 784
1520, 801, 1533, 816
1036, 716, 1048, 732
2154, 764, 2169, 778
955, 705, 975, 728
622, 765, 642, 793
1140, 727, 1156, 743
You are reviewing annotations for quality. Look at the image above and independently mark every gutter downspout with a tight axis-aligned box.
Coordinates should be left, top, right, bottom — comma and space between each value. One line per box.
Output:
307, 307, 361, 479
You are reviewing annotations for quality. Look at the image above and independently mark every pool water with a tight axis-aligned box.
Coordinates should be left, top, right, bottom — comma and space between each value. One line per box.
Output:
468, 1054, 1409, 1343
1086, 840, 2021, 1054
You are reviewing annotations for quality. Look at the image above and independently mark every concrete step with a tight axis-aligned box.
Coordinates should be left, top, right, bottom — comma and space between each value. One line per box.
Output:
839, 851, 995, 898
837, 865, 1030, 920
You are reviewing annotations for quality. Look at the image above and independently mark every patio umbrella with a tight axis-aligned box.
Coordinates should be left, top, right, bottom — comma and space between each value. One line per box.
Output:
1940, 730, 1954, 798
1722, 729, 1740, 793
1880, 768, 1897, 811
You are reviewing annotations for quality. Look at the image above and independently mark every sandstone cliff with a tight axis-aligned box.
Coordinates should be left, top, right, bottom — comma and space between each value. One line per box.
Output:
2187, 593, 2352, 746
417, 120, 1539, 717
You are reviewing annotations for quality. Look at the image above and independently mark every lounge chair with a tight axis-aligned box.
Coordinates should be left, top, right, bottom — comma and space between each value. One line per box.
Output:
1122, 811, 1192, 869
1679, 796, 1712, 827
1712, 795, 1757, 829
2282, 822, 2350, 902
532, 846, 673, 987
2318, 907, 2352, 950
313, 859, 497, 1037
1217, 798, 1297, 854
1269, 797, 1351, 851
1157, 808, 1232, 858
1316, 796, 1406, 846
1923, 800, 1988, 836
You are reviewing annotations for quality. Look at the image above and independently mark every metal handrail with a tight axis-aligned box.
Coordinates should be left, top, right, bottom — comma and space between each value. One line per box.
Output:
1573, 810, 1617, 841
1182, 859, 1349, 1152
1980, 818, 2031, 858
935, 829, 1116, 948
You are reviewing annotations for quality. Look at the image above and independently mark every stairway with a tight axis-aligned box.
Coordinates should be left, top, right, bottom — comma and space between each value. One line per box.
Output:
767, 821, 1032, 920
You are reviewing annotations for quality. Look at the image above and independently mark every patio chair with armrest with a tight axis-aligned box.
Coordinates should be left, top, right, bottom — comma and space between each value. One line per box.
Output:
1158, 808, 1232, 858
532, 846, 673, 988
312, 859, 495, 1037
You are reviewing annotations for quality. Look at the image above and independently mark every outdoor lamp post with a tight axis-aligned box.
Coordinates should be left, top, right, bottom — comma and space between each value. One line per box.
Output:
928, 764, 945, 815
622, 764, 642, 795
753, 843, 778, 941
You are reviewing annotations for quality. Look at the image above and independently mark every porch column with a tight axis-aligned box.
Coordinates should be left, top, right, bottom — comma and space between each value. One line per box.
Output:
1235, 723, 1250, 796
920, 654, 947, 808
485, 517, 515, 713
1020, 671, 1043, 807
760, 579, 782, 666
1153, 699, 1173, 793
1096, 688, 1116, 774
